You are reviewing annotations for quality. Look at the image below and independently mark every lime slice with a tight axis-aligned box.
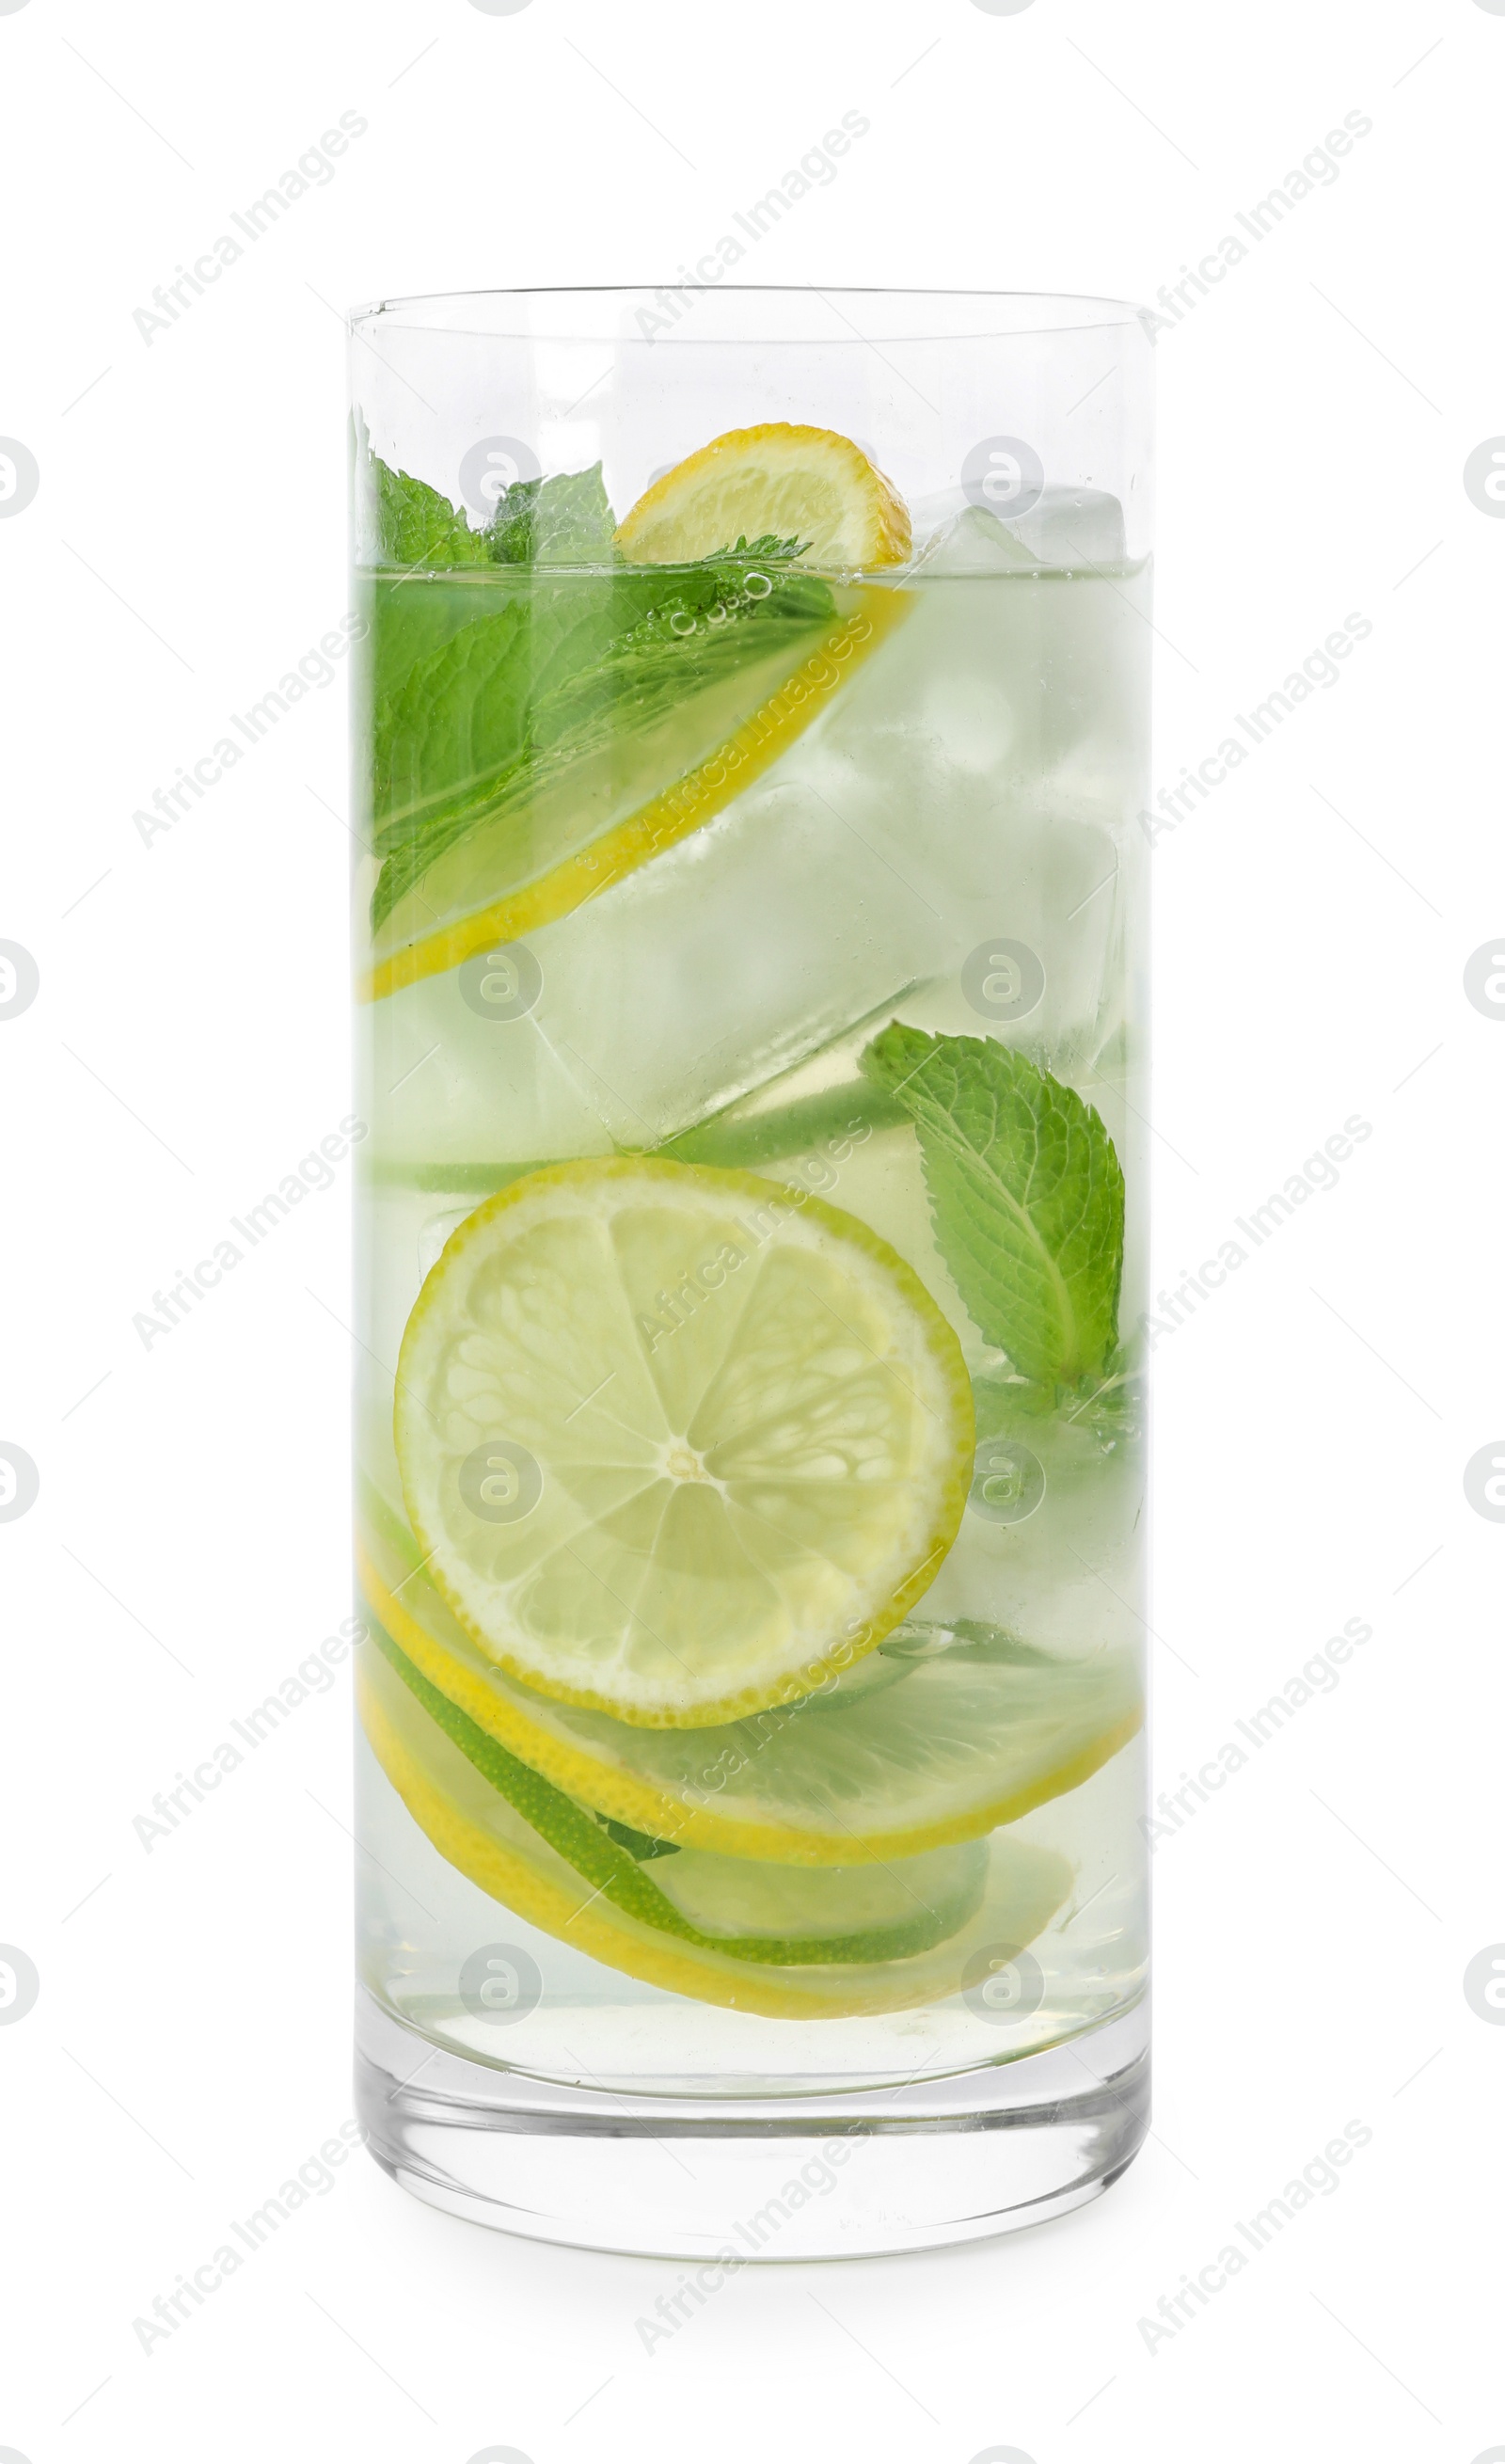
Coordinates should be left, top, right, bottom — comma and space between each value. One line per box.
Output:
393, 1157, 974, 1730
357, 1492, 1141, 1864
365, 1618, 988, 1963
358, 1633, 1072, 2019
616, 425, 911, 570
650, 1831, 987, 1953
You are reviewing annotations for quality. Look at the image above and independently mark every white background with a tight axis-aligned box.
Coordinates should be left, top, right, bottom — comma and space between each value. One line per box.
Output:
1, 2, 1500, 2458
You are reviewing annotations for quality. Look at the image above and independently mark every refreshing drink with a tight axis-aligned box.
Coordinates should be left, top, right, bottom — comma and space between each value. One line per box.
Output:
350, 292, 1151, 2253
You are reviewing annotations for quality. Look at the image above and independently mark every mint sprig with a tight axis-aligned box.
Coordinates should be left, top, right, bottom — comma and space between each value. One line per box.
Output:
362, 449, 838, 930
701, 533, 811, 564
861, 1025, 1124, 1389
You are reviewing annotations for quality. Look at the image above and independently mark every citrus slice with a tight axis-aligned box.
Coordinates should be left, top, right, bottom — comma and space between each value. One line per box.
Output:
649, 1831, 987, 1955
392, 1157, 974, 1729
357, 1487, 1143, 1864
616, 425, 911, 570
357, 1634, 1072, 2020
360, 580, 911, 1002
366, 1618, 989, 1963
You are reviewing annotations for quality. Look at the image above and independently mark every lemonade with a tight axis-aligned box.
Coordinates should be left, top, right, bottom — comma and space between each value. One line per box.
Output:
349, 372, 1150, 2238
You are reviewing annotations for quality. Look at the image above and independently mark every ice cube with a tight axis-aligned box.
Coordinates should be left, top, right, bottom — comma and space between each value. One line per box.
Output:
364, 533, 1146, 1164
528, 543, 1147, 1119
910, 505, 1042, 576
524, 763, 960, 1145
768, 565, 1144, 1072
363, 975, 615, 1173
922, 1402, 1147, 1661
1010, 485, 1128, 572
911, 487, 1129, 575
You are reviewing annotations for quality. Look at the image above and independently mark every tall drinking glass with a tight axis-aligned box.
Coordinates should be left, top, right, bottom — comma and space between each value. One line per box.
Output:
349, 289, 1152, 2256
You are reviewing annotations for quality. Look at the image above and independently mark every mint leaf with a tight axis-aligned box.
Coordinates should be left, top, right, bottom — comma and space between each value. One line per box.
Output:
364, 449, 492, 571
486, 465, 616, 564
682, 533, 811, 564
372, 581, 622, 850
861, 1025, 1124, 1386
368, 529, 836, 930
597, 1813, 681, 1862
356, 425, 615, 572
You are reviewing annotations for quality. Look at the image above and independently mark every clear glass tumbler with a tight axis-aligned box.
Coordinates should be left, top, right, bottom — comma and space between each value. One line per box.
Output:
350, 288, 1152, 2257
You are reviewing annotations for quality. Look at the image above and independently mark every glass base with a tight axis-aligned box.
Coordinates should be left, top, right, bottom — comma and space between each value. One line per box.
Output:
355, 1991, 1149, 2260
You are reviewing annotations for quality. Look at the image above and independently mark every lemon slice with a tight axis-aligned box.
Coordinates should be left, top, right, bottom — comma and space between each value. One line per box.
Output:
360, 582, 910, 1003
359, 1496, 1142, 1864
393, 1157, 973, 1729
366, 1617, 990, 1963
616, 424, 911, 570
358, 1635, 1072, 2020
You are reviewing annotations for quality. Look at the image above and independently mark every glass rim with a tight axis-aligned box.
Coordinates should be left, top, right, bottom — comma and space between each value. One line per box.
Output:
349, 284, 1151, 344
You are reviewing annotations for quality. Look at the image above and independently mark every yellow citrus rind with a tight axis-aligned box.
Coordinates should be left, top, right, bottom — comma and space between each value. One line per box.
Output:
359, 586, 911, 1004
615, 423, 911, 570
357, 1645, 1074, 2020
356, 1515, 1143, 1868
